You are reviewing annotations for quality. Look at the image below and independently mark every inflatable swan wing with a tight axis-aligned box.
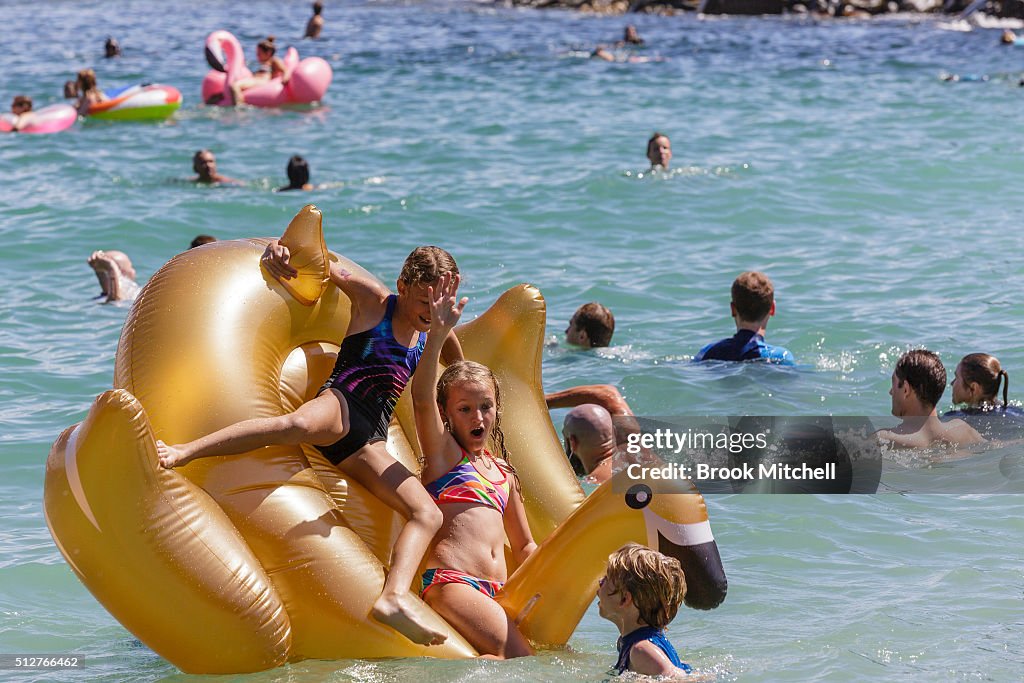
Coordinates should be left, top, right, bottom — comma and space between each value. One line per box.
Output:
44, 205, 725, 674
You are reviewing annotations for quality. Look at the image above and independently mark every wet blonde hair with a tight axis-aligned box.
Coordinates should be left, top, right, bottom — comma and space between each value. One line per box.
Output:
436, 360, 521, 497
605, 543, 686, 630
77, 68, 97, 92
399, 246, 458, 285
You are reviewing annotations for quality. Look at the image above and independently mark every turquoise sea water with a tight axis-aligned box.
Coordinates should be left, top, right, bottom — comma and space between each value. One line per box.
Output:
2, 1, 1023, 680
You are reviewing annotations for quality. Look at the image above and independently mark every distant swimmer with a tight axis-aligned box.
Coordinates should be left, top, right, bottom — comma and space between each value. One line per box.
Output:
105, 37, 121, 58
693, 271, 795, 365
1000, 30, 1024, 45
88, 250, 140, 303
190, 234, 217, 249
277, 155, 313, 191
945, 353, 1022, 418
63, 80, 78, 99
305, 1, 325, 39
646, 132, 671, 171
591, 47, 663, 64
191, 149, 241, 185
618, 25, 644, 47
75, 68, 107, 116
564, 302, 615, 348
8, 95, 34, 132
230, 36, 288, 105
876, 350, 984, 450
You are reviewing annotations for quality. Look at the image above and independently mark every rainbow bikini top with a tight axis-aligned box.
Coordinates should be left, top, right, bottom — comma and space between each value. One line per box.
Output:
425, 449, 512, 515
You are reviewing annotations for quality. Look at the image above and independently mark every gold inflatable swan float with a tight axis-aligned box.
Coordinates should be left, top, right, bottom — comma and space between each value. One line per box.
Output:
44, 206, 727, 673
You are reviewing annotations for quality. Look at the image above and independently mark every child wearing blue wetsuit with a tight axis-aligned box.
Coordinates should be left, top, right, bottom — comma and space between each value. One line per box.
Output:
157, 242, 464, 648
599, 543, 694, 678
694, 271, 794, 365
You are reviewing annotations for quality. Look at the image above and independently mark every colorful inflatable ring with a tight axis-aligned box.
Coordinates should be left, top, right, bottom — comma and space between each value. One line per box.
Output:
44, 206, 726, 673
86, 84, 182, 121
201, 30, 332, 107
0, 103, 76, 134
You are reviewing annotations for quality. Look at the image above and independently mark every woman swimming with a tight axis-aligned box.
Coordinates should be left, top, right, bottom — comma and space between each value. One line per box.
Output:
156, 243, 466, 647
412, 273, 537, 658
946, 353, 1021, 418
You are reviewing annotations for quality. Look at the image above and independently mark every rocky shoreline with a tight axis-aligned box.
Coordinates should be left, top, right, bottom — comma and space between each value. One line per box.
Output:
505, 0, 1024, 19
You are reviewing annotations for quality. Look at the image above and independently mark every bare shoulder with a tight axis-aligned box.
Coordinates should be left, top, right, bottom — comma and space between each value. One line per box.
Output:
329, 261, 391, 331
628, 640, 679, 677
942, 418, 985, 446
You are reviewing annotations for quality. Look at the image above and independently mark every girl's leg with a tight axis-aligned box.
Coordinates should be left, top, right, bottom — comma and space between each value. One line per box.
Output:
229, 73, 270, 104
339, 443, 446, 646
424, 582, 533, 658
157, 390, 348, 468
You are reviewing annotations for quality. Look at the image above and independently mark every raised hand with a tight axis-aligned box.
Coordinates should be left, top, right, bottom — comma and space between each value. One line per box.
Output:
261, 240, 297, 280
427, 271, 467, 336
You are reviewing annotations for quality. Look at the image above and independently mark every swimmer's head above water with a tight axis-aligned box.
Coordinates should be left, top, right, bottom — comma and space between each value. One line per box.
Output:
623, 25, 643, 45
285, 155, 311, 190
11, 95, 32, 114
565, 302, 615, 348
77, 68, 98, 93
952, 353, 1009, 409
890, 349, 946, 417
646, 132, 671, 170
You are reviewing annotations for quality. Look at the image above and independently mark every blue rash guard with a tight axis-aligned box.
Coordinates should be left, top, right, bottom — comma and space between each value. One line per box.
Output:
615, 626, 692, 675
694, 329, 795, 365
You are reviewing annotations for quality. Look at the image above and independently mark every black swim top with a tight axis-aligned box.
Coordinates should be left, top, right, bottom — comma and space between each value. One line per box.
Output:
322, 294, 426, 425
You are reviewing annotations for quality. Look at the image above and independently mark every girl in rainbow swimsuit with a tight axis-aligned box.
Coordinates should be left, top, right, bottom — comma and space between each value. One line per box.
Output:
412, 273, 537, 659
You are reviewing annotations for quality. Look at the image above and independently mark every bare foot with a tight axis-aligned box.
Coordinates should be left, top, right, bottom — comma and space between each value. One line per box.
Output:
156, 440, 192, 469
371, 592, 447, 646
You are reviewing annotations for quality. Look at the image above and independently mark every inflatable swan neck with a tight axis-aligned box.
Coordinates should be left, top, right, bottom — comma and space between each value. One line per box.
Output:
204, 30, 242, 73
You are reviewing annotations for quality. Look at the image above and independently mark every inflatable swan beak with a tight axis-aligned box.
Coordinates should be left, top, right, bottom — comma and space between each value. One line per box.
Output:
496, 470, 727, 647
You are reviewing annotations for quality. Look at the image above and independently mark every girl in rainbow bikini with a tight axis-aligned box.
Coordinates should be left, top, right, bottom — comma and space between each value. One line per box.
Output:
412, 273, 537, 659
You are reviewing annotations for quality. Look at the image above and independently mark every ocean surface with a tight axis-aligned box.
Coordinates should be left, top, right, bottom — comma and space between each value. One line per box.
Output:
2, 0, 1023, 680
